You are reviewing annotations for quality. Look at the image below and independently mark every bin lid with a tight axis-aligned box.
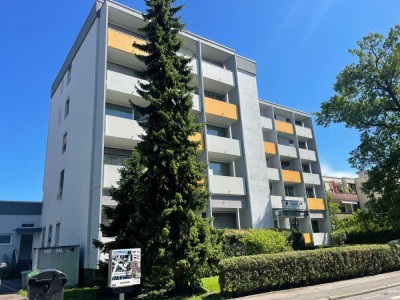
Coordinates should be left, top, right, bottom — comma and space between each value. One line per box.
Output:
27, 269, 67, 281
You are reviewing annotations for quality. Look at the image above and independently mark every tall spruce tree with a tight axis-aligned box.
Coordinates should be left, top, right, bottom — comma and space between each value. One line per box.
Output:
95, 0, 219, 293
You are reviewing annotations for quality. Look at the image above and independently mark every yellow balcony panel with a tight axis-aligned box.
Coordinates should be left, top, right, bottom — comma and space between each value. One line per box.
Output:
282, 170, 302, 183
107, 28, 147, 56
275, 120, 294, 134
307, 198, 326, 211
303, 233, 312, 244
204, 97, 238, 122
189, 133, 203, 151
264, 142, 276, 156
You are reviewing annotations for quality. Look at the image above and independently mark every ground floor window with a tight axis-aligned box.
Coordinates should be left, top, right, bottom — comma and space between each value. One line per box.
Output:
311, 220, 320, 233
213, 213, 237, 229
0, 234, 11, 245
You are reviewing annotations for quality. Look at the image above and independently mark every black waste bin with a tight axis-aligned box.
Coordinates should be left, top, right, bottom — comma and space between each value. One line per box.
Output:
27, 269, 68, 300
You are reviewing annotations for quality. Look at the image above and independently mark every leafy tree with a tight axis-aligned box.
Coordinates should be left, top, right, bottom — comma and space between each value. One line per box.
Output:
327, 195, 343, 231
315, 25, 400, 228
95, 0, 220, 294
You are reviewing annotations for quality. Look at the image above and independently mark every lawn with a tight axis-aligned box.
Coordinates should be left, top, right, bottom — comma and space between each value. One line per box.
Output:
18, 276, 222, 300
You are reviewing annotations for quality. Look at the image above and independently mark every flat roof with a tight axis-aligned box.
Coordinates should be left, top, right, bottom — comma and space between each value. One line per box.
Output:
259, 99, 311, 117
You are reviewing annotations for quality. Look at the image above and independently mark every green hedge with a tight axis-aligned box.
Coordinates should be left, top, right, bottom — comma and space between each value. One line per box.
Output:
219, 245, 400, 296
345, 229, 400, 244
221, 230, 248, 257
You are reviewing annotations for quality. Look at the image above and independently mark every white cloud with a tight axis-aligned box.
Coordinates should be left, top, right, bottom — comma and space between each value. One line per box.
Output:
320, 160, 357, 178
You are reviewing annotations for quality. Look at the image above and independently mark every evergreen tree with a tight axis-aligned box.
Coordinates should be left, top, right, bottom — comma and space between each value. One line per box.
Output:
95, 0, 219, 294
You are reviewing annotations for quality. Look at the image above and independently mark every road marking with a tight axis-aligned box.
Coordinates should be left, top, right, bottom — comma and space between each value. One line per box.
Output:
390, 296, 400, 299
363, 295, 382, 299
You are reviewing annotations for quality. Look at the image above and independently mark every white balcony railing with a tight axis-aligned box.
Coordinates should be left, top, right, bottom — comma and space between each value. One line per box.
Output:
295, 125, 313, 139
278, 144, 297, 159
271, 195, 283, 209
202, 61, 234, 88
209, 175, 246, 196
303, 173, 321, 185
267, 168, 280, 181
104, 115, 145, 148
299, 148, 317, 162
261, 116, 273, 131
282, 198, 307, 210
312, 233, 330, 246
103, 164, 120, 188
207, 135, 241, 161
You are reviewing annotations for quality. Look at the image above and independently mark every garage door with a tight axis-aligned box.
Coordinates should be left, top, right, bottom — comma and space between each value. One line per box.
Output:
213, 213, 237, 229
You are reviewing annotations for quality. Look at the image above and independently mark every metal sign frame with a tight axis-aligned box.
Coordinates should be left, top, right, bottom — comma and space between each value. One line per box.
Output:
108, 248, 141, 288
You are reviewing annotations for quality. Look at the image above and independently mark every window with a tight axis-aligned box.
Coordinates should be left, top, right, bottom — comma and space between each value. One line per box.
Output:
266, 158, 270, 167
209, 161, 230, 176
67, 65, 72, 84
58, 170, 65, 199
134, 109, 146, 122
104, 148, 131, 166
105, 103, 133, 119
202, 57, 223, 68
298, 142, 307, 149
302, 164, 311, 173
306, 188, 315, 198
281, 162, 291, 170
286, 118, 291, 123
0, 234, 11, 245
41, 227, 46, 248
55, 223, 61, 246
47, 225, 53, 247
269, 183, 273, 194
204, 90, 225, 102
284, 186, 294, 197
65, 98, 70, 118
21, 223, 34, 228
348, 183, 356, 193
289, 140, 294, 146
207, 125, 227, 137
58, 109, 61, 126
295, 120, 303, 126
62, 133, 67, 153
311, 220, 320, 233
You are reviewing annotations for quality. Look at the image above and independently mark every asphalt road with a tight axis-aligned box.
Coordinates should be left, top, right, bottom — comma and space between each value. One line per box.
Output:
346, 287, 400, 300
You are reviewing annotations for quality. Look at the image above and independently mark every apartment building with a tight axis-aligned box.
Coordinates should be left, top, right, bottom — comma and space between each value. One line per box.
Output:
38, 0, 330, 278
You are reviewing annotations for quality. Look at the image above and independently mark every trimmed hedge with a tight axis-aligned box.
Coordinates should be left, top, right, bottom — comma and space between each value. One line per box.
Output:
219, 245, 400, 296
221, 230, 248, 257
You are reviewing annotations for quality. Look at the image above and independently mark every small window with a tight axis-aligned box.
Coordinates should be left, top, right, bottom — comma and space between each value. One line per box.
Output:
311, 220, 320, 233
298, 142, 307, 149
104, 148, 131, 166
65, 98, 70, 118
58, 170, 65, 199
134, 109, 146, 122
207, 125, 227, 137
0, 234, 12, 245
289, 140, 294, 146
286, 118, 291, 123
62, 133, 67, 153
295, 120, 303, 126
269, 183, 273, 194
204, 90, 225, 102
55, 223, 61, 246
47, 225, 53, 247
281, 162, 291, 170
21, 223, 34, 228
306, 188, 315, 198
41, 227, 46, 248
284, 186, 294, 197
202, 57, 224, 68
302, 164, 311, 173
209, 161, 230, 176
67, 65, 72, 84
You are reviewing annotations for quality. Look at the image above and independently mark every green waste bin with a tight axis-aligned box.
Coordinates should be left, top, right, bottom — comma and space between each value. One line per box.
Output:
27, 269, 68, 300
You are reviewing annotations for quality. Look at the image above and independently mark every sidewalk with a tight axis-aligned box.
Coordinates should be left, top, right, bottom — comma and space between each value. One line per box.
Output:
0, 279, 24, 300
237, 271, 400, 300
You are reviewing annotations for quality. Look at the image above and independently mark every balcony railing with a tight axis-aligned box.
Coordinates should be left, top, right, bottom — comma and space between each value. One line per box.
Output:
282, 199, 307, 210
282, 170, 302, 183
275, 120, 294, 134
207, 135, 241, 161
208, 175, 246, 196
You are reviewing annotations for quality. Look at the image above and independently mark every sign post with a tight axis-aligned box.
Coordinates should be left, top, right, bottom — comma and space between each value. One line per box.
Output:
108, 248, 141, 299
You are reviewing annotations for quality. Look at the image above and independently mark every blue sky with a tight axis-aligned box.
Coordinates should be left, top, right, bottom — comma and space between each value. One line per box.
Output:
0, 0, 399, 201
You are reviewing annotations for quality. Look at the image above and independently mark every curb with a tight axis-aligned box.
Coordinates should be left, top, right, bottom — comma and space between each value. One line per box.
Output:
325, 282, 400, 300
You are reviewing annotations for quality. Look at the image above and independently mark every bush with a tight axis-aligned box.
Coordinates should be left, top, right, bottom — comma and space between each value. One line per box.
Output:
220, 230, 248, 258
219, 245, 400, 296
0, 265, 19, 280
345, 229, 399, 244
243, 229, 290, 255
331, 230, 347, 246
287, 230, 307, 250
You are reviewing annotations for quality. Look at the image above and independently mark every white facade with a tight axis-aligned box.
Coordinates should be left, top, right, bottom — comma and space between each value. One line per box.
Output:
39, 0, 331, 278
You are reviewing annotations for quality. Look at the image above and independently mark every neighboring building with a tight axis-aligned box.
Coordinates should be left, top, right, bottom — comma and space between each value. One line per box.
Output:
38, 0, 330, 280
0, 201, 42, 271
354, 172, 370, 211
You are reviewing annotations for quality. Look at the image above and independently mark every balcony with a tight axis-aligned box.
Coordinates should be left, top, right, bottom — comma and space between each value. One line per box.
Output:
312, 233, 330, 246
104, 115, 145, 149
264, 142, 276, 156
271, 195, 283, 209
296, 125, 313, 139
202, 61, 235, 92
282, 198, 307, 210
188, 133, 203, 151
329, 192, 359, 202
303, 233, 312, 244
282, 170, 302, 183
211, 198, 245, 209
204, 97, 238, 125
207, 135, 241, 162
103, 164, 120, 188
303, 173, 321, 186
261, 116, 273, 131
275, 120, 294, 135
267, 168, 280, 181
307, 198, 326, 211
299, 148, 317, 162
278, 144, 297, 159
209, 175, 246, 196
192, 94, 200, 114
